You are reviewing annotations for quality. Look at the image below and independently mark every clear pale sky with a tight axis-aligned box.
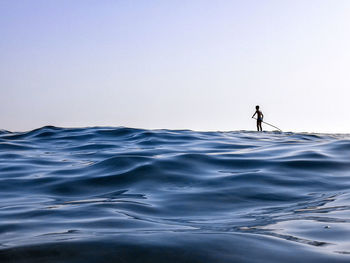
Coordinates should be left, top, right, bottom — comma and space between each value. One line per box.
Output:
1, 0, 349, 133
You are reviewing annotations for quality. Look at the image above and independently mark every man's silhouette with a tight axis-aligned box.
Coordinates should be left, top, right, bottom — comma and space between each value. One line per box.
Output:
252, 105, 264, 131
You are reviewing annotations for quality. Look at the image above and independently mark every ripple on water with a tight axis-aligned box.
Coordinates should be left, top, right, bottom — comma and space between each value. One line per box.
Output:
0, 127, 350, 262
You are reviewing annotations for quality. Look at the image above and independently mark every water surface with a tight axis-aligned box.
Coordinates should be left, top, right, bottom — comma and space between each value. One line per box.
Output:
1, 127, 350, 262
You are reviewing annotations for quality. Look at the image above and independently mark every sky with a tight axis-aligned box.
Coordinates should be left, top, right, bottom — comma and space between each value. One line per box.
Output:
1, 0, 350, 133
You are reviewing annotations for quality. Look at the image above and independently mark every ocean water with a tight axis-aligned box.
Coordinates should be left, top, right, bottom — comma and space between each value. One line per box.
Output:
1, 126, 350, 263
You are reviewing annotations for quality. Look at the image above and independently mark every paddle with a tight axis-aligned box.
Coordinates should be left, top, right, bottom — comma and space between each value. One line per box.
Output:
252, 117, 282, 132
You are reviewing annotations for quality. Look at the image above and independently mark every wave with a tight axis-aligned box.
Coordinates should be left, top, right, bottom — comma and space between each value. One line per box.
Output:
0, 126, 350, 262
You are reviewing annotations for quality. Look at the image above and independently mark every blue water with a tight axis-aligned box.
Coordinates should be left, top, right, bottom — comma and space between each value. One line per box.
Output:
1, 126, 350, 262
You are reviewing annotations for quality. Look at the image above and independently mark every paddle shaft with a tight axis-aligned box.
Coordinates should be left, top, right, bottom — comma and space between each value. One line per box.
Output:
253, 117, 282, 132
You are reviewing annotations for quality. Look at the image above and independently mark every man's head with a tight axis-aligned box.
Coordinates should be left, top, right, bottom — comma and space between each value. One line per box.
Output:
256, 105, 259, 110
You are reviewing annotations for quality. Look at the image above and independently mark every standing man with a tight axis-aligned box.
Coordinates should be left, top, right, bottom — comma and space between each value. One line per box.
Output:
252, 105, 264, 131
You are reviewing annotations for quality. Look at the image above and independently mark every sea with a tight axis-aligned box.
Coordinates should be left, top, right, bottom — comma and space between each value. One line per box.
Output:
0, 126, 350, 263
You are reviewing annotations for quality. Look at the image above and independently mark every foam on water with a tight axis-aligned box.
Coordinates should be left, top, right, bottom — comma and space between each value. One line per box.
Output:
1, 126, 350, 262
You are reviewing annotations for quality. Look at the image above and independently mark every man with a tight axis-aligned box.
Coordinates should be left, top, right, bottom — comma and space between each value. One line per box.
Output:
252, 105, 264, 131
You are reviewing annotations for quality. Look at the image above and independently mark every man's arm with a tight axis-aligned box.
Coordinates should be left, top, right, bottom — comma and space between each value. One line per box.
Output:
252, 111, 257, 118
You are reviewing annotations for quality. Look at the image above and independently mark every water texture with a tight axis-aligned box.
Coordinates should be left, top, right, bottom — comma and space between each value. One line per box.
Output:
0, 126, 350, 262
